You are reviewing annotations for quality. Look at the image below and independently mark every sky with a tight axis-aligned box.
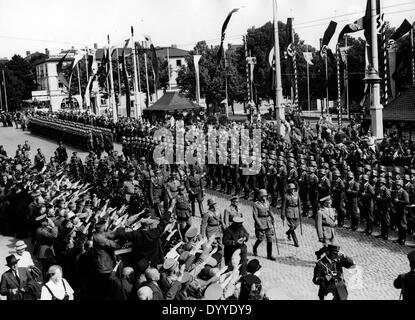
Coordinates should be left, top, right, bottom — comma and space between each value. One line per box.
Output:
0, 0, 414, 59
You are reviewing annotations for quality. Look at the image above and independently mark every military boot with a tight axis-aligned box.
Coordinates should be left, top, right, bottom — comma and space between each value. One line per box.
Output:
266, 241, 276, 260
292, 230, 299, 247
253, 239, 261, 257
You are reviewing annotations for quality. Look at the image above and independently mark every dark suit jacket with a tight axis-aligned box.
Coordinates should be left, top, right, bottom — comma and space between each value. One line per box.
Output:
0, 268, 33, 300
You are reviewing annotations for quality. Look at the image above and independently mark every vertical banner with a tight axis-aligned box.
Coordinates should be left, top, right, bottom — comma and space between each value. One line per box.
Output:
336, 44, 342, 127
193, 55, 202, 104
388, 44, 397, 100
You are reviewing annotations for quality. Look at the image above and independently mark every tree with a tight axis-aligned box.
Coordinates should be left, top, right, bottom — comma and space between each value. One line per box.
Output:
1, 55, 36, 111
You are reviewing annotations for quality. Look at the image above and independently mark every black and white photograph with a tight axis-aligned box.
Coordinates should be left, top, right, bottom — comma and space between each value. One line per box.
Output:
0, 0, 415, 307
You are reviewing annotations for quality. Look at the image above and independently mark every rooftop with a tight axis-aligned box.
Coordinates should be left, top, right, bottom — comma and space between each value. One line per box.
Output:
382, 86, 415, 122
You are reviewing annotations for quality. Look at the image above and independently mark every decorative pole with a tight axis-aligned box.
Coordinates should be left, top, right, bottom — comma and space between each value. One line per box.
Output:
131, 26, 141, 118
108, 35, 117, 122
336, 43, 342, 127
273, 0, 285, 135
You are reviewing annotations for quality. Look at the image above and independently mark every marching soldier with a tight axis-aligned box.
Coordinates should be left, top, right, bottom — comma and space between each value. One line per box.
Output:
361, 175, 375, 235
252, 189, 276, 261
223, 196, 242, 228
150, 167, 166, 217
55, 141, 68, 163
169, 185, 192, 237
404, 175, 415, 236
164, 171, 181, 212
345, 172, 360, 231
222, 217, 249, 273
266, 159, 278, 206
298, 164, 309, 217
201, 199, 224, 240
317, 168, 331, 200
312, 244, 355, 300
308, 167, 319, 218
186, 166, 204, 217
123, 171, 139, 204
276, 160, 287, 206
393, 180, 409, 245
375, 177, 391, 240
315, 196, 337, 259
281, 183, 301, 247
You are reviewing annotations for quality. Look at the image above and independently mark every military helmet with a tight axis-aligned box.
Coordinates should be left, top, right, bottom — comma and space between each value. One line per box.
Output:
362, 174, 369, 181
300, 164, 307, 170
364, 164, 371, 171
333, 170, 341, 176
258, 189, 268, 198
394, 167, 401, 174
396, 180, 404, 187
321, 163, 329, 169
357, 167, 363, 173
404, 174, 410, 181
379, 177, 386, 184
347, 172, 354, 179
287, 183, 296, 191
318, 169, 326, 175
379, 166, 387, 172
372, 170, 378, 177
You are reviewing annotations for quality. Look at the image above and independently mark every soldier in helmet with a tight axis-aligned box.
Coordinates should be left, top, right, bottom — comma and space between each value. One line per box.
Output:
345, 172, 360, 231
318, 168, 331, 200
404, 175, 415, 236
332, 170, 346, 227
276, 160, 287, 207
375, 177, 391, 240
298, 164, 309, 217
308, 166, 319, 218
281, 183, 301, 247
252, 189, 276, 260
361, 174, 375, 235
169, 186, 191, 237
150, 167, 166, 217
393, 179, 409, 245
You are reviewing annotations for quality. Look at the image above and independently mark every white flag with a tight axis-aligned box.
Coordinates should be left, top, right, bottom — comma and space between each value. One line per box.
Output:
72, 50, 85, 69
339, 46, 352, 63
302, 52, 314, 65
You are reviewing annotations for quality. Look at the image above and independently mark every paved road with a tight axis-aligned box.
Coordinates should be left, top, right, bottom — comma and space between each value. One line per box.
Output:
0, 126, 413, 300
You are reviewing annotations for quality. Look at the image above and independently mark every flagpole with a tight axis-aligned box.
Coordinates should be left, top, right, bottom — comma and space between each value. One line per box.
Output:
244, 35, 251, 114
135, 42, 142, 108
167, 47, 171, 90
345, 36, 350, 119
0, 71, 3, 111
411, 27, 414, 86
116, 48, 122, 111
273, 0, 285, 134
85, 47, 90, 111
306, 47, 310, 111
336, 43, 342, 127
223, 45, 229, 118
144, 50, 151, 106
369, 0, 383, 139
108, 35, 117, 122
325, 53, 329, 117
131, 27, 140, 119
291, 18, 299, 110
76, 62, 83, 109
193, 54, 201, 105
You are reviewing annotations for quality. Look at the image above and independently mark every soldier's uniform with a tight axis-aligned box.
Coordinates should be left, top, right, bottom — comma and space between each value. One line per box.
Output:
223, 197, 242, 228
150, 169, 166, 217
345, 173, 360, 231
404, 176, 415, 236
298, 165, 309, 217
312, 245, 354, 300
393, 180, 409, 245
361, 175, 375, 235
276, 160, 287, 206
308, 167, 319, 218
376, 178, 391, 240
170, 186, 192, 236
315, 196, 337, 259
332, 170, 346, 227
186, 169, 204, 217
266, 160, 278, 206
252, 190, 276, 260
281, 183, 301, 247
123, 172, 139, 204
317, 169, 331, 199
393, 251, 415, 301
201, 200, 224, 240
222, 217, 249, 273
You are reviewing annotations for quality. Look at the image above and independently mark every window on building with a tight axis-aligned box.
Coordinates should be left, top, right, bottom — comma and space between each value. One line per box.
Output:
176, 59, 182, 67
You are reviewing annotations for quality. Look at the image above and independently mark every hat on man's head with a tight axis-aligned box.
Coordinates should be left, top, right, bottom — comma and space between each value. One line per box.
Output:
327, 244, 340, 252
233, 216, 244, 224
319, 195, 331, 203
163, 258, 179, 271
15, 240, 27, 251
207, 199, 216, 207
178, 185, 185, 191
178, 251, 190, 264
203, 283, 223, 300
185, 227, 198, 239
247, 259, 261, 274
136, 258, 150, 274
5, 255, 19, 267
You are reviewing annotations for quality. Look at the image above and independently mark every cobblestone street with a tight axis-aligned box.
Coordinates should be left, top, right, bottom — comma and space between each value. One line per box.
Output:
0, 126, 414, 300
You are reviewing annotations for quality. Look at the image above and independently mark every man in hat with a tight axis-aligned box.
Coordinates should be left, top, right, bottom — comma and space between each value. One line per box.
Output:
281, 183, 301, 247
55, 141, 68, 163
186, 166, 204, 217
331, 170, 345, 227
345, 172, 360, 231
201, 199, 224, 240
34, 214, 58, 280
14, 240, 34, 268
150, 167, 166, 217
393, 250, 415, 301
0, 255, 34, 300
376, 177, 392, 240
393, 180, 409, 245
315, 196, 337, 259
123, 171, 139, 204
360, 174, 375, 235
252, 189, 276, 260
34, 148, 46, 172
169, 185, 192, 237
222, 216, 249, 273
312, 244, 355, 300
223, 196, 242, 228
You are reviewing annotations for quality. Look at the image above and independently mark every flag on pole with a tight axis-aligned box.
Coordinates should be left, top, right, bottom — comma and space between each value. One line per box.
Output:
121, 48, 131, 118
72, 50, 86, 70
56, 53, 70, 88
320, 21, 337, 56
376, 13, 385, 34
337, 17, 365, 41
339, 46, 352, 63
286, 18, 295, 57
217, 8, 239, 64
143, 35, 159, 96
302, 52, 314, 65
390, 19, 413, 41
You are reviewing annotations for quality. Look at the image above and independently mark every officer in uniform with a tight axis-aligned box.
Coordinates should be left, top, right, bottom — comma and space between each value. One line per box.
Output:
346, 172, 360, 231
393, 250, 415, 301
332, 170, 345, 227
317, 168, 331, 200
281, 183, 301, 247
150, 167, 166, 217
201, 199, 224, 241
123, 171, 139, 204
186, 166, 204, 217
252, 189, 276, 261
393, 180, 409, 245
298, 164, 309, 217
404, 175, 415, 236
169, 185, 192, 237
223, 196, 242, 228
266, 159, 278, 207
376, 177, 391, 240
312, 244, 355, 300
276, 160, 287, 206
315, 196, 337, 259
361, 174, 375, 235
308, 167, 319, 218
